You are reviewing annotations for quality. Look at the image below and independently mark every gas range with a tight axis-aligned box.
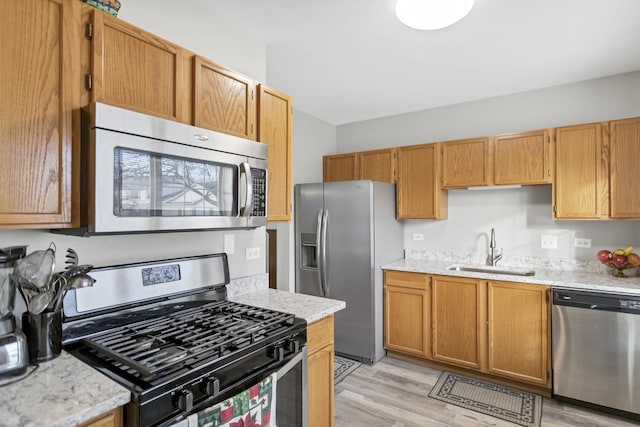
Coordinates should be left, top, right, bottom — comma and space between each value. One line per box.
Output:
62, 254, 307, 427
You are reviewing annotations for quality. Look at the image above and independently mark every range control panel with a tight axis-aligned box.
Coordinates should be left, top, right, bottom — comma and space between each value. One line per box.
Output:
251, 169, 267, 217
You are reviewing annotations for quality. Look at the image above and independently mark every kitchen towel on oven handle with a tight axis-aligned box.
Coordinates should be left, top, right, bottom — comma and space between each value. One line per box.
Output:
183, 372, 277, 427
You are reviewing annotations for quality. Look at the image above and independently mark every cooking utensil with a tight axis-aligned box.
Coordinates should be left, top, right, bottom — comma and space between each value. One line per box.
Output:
27, 289, 54, 315
14, 243, 56, 290
67, 273, 95, 290
65, 248, 79, 269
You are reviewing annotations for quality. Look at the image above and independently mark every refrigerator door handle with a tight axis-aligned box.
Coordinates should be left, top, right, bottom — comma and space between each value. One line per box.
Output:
320, 209, 330, 296
316, 209, 325, 296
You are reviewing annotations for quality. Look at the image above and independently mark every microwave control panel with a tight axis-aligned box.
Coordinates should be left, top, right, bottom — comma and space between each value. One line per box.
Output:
251, 169, 267, 217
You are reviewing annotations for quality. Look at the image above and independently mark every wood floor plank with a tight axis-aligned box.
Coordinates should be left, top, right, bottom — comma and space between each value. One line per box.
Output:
334, 356, 639, 427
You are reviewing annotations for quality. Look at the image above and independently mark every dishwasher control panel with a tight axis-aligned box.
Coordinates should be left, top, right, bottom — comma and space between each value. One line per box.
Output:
553, 289, 640, 314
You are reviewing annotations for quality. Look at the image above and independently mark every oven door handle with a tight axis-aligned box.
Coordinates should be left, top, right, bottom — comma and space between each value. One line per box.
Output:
239, 162, 253, 217
276, 346, 308, 427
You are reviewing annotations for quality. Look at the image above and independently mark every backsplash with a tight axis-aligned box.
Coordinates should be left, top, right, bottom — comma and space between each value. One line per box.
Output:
404, 249, 611, 274
227, 273, 269, 297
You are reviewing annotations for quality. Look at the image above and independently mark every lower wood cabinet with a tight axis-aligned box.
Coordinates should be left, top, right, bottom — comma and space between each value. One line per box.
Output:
383, 271, 551, 391
384, 271, 430, 358
431, 276, 486, 371
76, 407, 122, 427
487, 281, 551, 387
307, 315, 334, 427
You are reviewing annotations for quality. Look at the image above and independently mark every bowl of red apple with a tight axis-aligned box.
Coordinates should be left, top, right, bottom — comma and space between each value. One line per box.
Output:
597, 246, 640, 277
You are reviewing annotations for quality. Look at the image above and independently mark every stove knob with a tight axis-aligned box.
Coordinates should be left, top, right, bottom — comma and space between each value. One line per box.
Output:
203, 376, 220, 397
176, 389, 193, 412
269, 344, 284, 362
288, 339, 300, 353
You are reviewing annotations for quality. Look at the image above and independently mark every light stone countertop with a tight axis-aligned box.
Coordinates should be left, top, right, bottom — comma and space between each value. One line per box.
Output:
229, 289, 346, 323
383, 258, 640, 295
0, 352, 130, 427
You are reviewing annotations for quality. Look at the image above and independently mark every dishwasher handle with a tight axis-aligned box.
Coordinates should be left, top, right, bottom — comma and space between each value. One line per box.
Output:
553, 289, 640, 314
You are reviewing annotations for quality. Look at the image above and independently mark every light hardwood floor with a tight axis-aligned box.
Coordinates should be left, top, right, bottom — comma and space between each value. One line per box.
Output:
334, 356, 638, 427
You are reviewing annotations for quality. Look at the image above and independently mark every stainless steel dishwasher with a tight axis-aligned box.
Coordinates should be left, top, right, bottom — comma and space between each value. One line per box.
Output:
552, 288, 640, 417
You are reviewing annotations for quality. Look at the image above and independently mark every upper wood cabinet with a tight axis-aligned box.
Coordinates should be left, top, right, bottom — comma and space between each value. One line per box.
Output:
383, 271, 431, 358
359, 148, 396, 183
194, 56, 257, 139
441, 138, 491, 188
258, 84, 292, 222
324, 148, 396, 183
87, 10, 189, 122
493, 129, 552, 185
431, 275, 486, 371
487, 281, 551, 387
396, 144, 447, 219
609, 117, 640, 218
323, 153, 359, 182
0, 0, 80, 228
553, 123, 609, 219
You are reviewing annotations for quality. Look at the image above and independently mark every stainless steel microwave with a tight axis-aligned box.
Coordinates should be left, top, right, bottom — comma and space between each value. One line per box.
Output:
59, 103, 268, 235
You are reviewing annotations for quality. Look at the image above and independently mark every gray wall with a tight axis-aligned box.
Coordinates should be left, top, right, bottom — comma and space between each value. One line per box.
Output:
0, 1, 269, 279
335, 71, 640, 260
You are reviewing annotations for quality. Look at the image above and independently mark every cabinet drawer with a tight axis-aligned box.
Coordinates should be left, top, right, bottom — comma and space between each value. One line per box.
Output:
384, 270, 429, 290
307, 315, 334, 355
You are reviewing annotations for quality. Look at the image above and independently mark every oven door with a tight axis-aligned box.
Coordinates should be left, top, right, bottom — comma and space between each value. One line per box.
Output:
90, 127, 255, 233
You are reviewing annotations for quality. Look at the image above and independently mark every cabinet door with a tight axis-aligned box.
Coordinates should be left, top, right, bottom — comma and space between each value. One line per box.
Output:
194, 56, 256, 139
396, 144, 447, 219
0, 0, 79, 227
487, 282, 551, 388
89, 11, 187, 122
431, 276, 486, 371
308, 344, 334, 427
258, 84, 292, 221
553, 123, 608, 219
307, 316, 334, 427
384, 285, 430, 358
493, 129, 551, 185
359, 148, 396, 183
323, 153, 359, 182
384, 269, 431, 358
610, 117, 640, 218
77, 407, 123, 427
442, 138, 491, 188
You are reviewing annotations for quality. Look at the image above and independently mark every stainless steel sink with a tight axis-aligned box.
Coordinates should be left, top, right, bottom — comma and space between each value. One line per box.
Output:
446, 264, 535, 276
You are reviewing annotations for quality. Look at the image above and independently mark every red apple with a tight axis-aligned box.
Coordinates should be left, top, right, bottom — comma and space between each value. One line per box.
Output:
597, 249, 612, 263
612, 254, 628, 267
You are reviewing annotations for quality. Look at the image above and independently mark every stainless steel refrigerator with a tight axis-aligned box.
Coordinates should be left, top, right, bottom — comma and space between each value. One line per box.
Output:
294, 180, 403, 364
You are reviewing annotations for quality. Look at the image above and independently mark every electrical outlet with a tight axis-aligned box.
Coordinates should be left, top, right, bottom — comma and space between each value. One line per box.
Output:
574, 238, 591, 248
245, 247, 260, 260
413, 233, 424, 241
541, 235, 558, 249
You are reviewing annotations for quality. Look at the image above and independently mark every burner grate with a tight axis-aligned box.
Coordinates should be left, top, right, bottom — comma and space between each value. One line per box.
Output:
81, 301, 295, 377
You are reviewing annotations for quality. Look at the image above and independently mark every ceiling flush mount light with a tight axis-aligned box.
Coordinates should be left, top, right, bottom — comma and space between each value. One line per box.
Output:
395, 0, 475, 30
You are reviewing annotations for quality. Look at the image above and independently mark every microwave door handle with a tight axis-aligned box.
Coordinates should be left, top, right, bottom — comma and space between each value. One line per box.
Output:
239, 162, 253, 217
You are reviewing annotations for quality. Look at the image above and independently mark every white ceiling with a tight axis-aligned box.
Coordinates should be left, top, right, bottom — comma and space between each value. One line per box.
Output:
194, 0, 640, 125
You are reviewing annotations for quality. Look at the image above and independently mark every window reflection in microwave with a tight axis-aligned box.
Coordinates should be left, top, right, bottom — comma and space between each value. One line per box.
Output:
114, 147, 238, 217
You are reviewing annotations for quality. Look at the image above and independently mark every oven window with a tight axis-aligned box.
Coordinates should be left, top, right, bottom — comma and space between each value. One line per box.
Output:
114, 147, 238, 217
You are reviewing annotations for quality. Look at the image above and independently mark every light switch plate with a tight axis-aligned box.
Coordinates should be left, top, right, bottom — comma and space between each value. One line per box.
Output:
413, 233, 424, 241
574, 238, 591, 248
224, 234, 235, 254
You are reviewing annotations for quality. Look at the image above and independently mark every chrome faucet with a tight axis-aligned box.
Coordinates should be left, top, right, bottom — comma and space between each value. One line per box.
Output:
488, 228, 503, 266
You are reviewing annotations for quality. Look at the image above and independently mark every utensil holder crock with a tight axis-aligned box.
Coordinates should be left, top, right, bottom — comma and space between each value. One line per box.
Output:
22, 310, 61, 363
